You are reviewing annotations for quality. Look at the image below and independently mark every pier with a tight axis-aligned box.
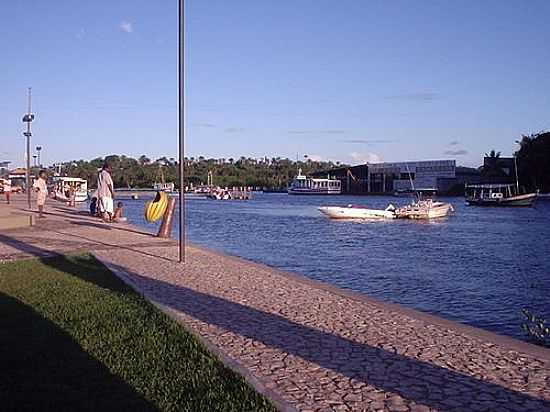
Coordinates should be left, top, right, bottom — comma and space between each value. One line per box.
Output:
1, 197, 549, 411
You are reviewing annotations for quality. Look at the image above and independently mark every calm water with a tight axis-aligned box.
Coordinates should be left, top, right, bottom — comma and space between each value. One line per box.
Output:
123, 193, 550, 341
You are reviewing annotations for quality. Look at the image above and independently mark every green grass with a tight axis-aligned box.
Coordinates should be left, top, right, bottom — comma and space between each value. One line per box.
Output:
0, 254, 277, 412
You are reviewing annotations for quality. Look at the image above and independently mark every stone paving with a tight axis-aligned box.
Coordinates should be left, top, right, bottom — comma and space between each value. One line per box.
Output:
1, 196, 549, 411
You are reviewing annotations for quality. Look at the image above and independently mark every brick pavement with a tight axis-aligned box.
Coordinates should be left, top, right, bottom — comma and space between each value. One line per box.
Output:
1, 196, 549, 411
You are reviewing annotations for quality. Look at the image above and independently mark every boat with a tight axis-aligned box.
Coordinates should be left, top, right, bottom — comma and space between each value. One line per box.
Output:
52, 176, 88, 202
153, 164, 175, 192
153, 182, 175, 192
319, 204, 396, 220
288, 169, 341, 195
395, 199, 454, 219
465, 184, 537, 207
391, 165, 454, 219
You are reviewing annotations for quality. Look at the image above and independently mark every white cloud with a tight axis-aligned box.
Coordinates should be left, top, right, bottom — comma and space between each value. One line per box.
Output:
76, 28, 85, 40
306, 154, 323, 162
348, 151, 382, 165
119, 21, 133, 33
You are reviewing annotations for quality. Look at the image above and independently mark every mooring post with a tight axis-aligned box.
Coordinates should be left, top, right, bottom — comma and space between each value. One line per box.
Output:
157, 196, 177, 238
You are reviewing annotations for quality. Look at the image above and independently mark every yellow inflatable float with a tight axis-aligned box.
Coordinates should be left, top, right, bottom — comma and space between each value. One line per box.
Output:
144, 191, 169, 222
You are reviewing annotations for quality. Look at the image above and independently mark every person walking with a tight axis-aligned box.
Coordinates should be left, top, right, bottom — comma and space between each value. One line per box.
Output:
32, 170, 48, 218
97, 163, 115, 222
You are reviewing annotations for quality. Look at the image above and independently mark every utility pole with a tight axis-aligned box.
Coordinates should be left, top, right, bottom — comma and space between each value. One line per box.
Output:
22, 87, 34, 210
178, 0, 186, 263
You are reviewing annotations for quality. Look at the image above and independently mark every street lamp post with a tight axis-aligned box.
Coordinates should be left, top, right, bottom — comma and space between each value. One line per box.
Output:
22, 87, 34, 210
36, 146, 42, 167
178, 0, 185, 263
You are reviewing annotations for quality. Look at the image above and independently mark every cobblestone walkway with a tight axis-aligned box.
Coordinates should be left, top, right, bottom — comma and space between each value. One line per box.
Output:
1, 198, 549, 411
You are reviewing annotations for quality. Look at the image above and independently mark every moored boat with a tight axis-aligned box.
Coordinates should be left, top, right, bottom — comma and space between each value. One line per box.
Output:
395, 199, 454, 219
288, 169, 341, 195
52, 176, 88, 202
465, 184, 537, 207
319, 204, 396, 220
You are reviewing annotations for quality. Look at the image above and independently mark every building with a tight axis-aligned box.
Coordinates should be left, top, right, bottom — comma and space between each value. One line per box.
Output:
368, 160, 456, 193
0, 161, 10, 176
312, 160, 458, 195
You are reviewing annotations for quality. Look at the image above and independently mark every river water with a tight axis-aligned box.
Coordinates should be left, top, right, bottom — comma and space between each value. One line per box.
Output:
123, 193, 550, 342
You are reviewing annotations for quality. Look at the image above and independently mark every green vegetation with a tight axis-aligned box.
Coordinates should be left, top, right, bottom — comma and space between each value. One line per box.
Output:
0, 254, 276, 412
516, 131, 550, 193
521, 309, 550, 347
51, 155, 345, 190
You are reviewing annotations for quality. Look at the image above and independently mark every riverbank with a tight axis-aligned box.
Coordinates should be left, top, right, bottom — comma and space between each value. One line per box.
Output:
1, 195, 549, 411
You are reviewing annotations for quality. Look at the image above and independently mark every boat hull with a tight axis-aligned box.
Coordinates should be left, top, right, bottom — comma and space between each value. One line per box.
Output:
288, 189, 341, 195
465, 193, 537, 207
319, 206, 395, 219
55, 191, 88, 203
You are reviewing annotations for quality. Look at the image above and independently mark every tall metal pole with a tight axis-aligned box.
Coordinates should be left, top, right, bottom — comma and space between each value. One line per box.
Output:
178, 0, 186, 263
22, 87, 33, 210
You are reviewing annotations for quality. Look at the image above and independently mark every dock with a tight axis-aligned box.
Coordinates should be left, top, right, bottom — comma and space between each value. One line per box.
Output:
1, 195, 549, 411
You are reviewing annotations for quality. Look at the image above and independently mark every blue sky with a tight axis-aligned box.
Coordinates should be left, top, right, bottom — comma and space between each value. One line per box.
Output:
1, 0, 549, 168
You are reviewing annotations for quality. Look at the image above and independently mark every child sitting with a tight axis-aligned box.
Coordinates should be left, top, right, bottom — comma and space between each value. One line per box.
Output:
113, 201, 127, 222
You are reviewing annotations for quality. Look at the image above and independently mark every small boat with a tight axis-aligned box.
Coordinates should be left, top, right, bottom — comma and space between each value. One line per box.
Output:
319, 204, 396, 220
52, 176, 88, 203
395, 199, 454, 219
465, 184, 537, 207
288, 169, 341, 195
153, 164, 175, 192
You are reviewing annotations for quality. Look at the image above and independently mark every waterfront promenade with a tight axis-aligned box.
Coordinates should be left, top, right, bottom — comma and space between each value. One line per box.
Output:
1, 197, 549, 411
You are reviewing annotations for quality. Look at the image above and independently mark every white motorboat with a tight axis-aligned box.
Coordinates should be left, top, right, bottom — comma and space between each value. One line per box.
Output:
52, 176, 88, 203
319, 204, 396, 220
395, 199, 453, 219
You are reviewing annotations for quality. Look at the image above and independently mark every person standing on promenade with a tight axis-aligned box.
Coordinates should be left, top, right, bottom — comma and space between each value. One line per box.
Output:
32, 170, 48, 218
97, 163, 115, 222
3, 179, 11, 204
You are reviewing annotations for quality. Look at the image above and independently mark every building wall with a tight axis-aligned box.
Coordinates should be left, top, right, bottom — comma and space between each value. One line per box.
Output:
368, 160, 456, 193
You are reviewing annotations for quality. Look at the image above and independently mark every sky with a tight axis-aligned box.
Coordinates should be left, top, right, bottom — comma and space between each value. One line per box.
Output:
1, 0, 549, 168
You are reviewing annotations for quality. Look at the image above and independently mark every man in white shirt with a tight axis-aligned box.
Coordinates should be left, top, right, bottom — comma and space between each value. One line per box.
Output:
97, 163, 115, 222
32, 170, 48, 218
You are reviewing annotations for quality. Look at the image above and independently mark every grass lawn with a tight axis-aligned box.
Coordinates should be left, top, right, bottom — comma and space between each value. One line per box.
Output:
0, 254, 277, 412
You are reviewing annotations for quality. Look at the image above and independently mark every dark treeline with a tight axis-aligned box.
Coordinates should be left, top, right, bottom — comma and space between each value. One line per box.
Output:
516, 131, 550, 193
52, 155, 346, 189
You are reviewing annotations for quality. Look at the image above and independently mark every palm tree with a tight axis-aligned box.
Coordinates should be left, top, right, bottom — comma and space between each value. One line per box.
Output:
481, 149, 506, 178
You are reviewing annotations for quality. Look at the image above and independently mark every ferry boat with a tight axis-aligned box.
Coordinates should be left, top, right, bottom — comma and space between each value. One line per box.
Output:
465, 184, 537, 207
288, 169, 341, 195
52, 176, 88, 202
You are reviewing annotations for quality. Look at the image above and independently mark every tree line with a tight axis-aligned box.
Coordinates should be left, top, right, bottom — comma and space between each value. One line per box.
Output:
49, 155, 345, 189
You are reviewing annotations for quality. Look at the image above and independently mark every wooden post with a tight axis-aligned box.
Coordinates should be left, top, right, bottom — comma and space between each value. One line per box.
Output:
157, 196, 176, 238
